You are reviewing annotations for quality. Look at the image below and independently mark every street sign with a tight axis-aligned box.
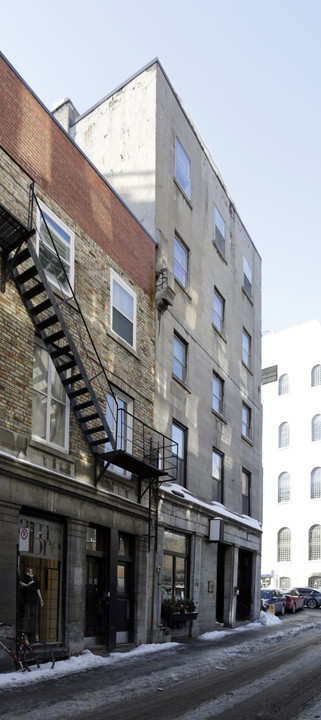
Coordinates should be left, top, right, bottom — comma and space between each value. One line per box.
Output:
19, 527, 30, 552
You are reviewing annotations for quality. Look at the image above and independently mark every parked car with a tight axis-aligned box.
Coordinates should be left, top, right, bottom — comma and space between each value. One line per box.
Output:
285, 589, 305, 613
260, 589, 286, 615
295, 587, 321, 609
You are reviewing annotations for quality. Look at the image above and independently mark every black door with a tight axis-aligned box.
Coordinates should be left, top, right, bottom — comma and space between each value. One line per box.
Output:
236, 549, 252, 621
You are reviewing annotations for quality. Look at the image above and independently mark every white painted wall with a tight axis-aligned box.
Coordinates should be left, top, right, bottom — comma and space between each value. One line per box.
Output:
262, 320, 321, 589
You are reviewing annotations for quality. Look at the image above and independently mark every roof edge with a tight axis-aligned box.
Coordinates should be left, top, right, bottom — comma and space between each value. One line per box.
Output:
0, 51, 157, 247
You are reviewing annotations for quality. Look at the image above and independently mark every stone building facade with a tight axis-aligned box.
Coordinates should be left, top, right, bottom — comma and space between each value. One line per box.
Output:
0, 53, 170, 668
56, 59, 263, 635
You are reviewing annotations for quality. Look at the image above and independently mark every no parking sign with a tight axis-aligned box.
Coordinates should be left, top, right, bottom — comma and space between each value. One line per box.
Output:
19, 527, 30, 552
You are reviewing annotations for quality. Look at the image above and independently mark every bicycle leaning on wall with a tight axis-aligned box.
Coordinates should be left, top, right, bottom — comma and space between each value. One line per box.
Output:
0, 623, 55, 671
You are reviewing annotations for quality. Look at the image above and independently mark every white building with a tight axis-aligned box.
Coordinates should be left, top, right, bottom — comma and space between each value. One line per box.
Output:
262, 320, 321, 590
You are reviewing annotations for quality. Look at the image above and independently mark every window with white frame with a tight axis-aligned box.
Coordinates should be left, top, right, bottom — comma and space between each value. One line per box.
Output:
212, 373, 224, 415
312, 414, 321, 442
105, 389, 133, 475
242, 469, 251, 515
110, 271, 136, 348
309, 525, 321, 560
214, 206, 226, 256
171, 421, 186, 486
311, 467, 321, 499
37, 202, 74, 294
279, 421, 290, 448
242, 402, 252, 440
242, 328, 251, 368
175, 137, 191, 199
212, 448, 223, 502
278, 373, 290, 395
278, 472, 291, 502
278, 527, 291, 562
242, 256, 252, 298
173, 333, 187, 383
213, 288, 225, 334
32, 341, 69, 450
174, 235, 188, 287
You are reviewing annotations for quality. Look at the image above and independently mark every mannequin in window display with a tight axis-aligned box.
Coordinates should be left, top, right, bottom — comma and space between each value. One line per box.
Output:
19, 568, 44, 642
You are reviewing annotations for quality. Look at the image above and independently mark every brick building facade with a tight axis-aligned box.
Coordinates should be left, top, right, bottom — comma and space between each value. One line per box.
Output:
0, 53, 170, 668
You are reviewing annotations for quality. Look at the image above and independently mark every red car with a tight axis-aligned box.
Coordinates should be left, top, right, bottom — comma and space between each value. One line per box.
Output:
285, 589, 305, 613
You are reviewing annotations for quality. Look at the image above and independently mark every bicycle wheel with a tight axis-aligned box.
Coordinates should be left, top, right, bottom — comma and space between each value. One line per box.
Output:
23, 641, 55, 669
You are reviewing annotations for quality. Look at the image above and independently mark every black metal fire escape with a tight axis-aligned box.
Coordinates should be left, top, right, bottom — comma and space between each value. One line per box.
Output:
0, 184, 176, 499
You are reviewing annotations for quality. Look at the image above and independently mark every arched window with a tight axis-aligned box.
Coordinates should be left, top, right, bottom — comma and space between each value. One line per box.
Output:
309, 525, 321, 560
278, 374, 290, 395
278, 472, 291, 502
312, 365, 321, 387
312, 415, 321, 442
278, 527, 291, 562
311, 468, 321, 499
278, 422, 289, 448
308, 575, 321, 590
280, 577, 291, 590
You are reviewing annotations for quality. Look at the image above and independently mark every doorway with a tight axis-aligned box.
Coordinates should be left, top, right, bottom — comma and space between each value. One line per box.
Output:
85, 526, 107, 643
236, 549, 253, 621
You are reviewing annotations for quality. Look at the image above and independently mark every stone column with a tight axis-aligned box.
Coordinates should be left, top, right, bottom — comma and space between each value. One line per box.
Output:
65, 519, 87, 656
0, 501, 20, 672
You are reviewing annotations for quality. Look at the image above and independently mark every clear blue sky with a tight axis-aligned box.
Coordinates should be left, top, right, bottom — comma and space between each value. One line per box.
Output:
2, 0, 321, 334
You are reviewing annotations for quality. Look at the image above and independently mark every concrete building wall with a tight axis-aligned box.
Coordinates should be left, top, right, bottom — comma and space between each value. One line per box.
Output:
262, 320, 321, 589
71, 60, 262, 521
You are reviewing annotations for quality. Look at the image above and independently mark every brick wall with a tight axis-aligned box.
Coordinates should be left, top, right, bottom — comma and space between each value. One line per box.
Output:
0, 54, 156, 295
0, 55, 156, 478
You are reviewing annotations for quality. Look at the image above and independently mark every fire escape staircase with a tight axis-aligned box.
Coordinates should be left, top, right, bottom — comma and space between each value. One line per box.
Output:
0, 199, 174, 493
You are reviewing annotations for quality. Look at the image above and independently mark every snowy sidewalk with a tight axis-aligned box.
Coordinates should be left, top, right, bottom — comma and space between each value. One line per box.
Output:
0, 611, 283, 689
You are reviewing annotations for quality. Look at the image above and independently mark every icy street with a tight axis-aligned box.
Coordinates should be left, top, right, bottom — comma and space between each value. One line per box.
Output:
1, 611, 321, 720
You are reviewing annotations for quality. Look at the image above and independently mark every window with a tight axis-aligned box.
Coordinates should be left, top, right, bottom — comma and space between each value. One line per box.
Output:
311, 467, 321, 499
280, 577, 291, 591
175, 137, 191, 199
278, 527, 291, 562
106, 389, 133, 475
242, 256, 252, 298
309, 525, 321, 561
214, 206, 226, 256
278, 374, 290, 395
308, 575, 321, 590
242, 328, 251, 368
278, 422, 290, 448
172, 422, 186, 486
32, 341, 69, 450
37, 202, 74, 294
242, 469, 251, 515
110, 270, 136, 348
213, 288, 225, 334
212, 448, 223, 503
173, 334, 187, 383
242, 402, 252, 440
312, 365, 321, 387
174, 235, 188, 287
278, 472, 291, 502
212, 373, 224, 415
161, 530, 188, 602
312, 414, 321, 442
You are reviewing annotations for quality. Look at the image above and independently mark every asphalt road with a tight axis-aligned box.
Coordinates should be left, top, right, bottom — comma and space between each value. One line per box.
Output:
1, 609, 321, 720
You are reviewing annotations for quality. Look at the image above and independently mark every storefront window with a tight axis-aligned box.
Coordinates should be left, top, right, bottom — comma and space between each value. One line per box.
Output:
162, 530, 188, 601
18, 515, 63, 644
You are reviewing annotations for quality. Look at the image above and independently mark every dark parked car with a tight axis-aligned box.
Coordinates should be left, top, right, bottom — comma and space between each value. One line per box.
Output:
285, 589, 305, 613
260, 589, 286, 615
295, 587, 321, 609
